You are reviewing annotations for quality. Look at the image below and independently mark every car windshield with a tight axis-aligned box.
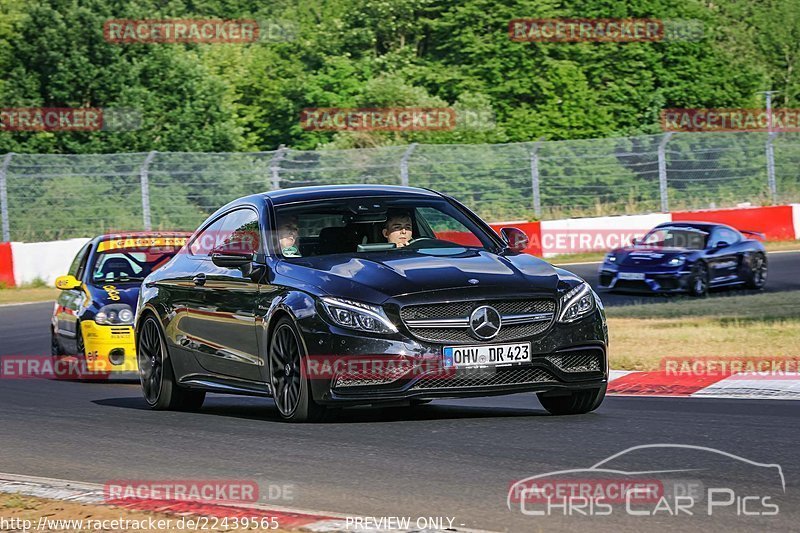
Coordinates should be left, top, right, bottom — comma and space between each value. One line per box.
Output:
273, 197, 497, 257
90, 247, 183, 284
640, 227, 708, 250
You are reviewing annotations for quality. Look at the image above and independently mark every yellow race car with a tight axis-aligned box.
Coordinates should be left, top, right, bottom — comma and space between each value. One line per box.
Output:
51, 232, 190, 374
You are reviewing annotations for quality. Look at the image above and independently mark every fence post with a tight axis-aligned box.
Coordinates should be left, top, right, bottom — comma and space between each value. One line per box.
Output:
270, 145, 287, 191
766, 132, 778, 203
0, 153, 14, 242
400, 143, 418, 187
140, 151, 156, 231
658, 133, 673, 213
530, 137, 545, 218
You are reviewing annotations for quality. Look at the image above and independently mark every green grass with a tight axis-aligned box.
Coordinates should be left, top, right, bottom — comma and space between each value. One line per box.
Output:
0, 285, 59, 304
606, 290, 800, 370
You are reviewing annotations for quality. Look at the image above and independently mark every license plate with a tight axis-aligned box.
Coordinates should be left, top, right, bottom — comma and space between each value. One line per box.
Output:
618, 272, 645, 280
443, 343, 531, 368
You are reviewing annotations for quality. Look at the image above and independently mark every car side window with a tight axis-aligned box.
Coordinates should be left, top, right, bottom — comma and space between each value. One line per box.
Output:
189, 216, 226, 256
68, 243, 92, 279
709, 228, 739, 247
217, 209, 260, 254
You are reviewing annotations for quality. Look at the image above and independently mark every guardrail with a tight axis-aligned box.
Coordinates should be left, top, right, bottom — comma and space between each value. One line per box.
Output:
1, 131, 800, 242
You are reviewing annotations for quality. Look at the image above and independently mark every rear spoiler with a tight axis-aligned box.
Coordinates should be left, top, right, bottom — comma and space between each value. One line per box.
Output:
741, 230, 766, 241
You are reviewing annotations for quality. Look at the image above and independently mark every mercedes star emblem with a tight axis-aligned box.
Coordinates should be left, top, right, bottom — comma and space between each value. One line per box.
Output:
469, 305, 502, 340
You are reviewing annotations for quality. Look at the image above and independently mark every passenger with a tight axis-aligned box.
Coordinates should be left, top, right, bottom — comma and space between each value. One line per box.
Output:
278, 216, 301, 257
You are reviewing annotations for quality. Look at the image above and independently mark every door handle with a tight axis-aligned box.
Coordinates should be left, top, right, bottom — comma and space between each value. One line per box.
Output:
193, 273, 207, 286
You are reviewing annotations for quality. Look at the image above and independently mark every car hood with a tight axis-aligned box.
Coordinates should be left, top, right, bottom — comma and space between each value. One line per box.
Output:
86, 281, 141, 309
275, 249, 561, 303
614, 247, 692, 267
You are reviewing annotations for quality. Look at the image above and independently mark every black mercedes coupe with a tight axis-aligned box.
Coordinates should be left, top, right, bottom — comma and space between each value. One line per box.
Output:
135, 185, 608, 421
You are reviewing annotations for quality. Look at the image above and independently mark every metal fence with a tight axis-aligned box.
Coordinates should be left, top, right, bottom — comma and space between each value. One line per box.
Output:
2, 131, 799, 242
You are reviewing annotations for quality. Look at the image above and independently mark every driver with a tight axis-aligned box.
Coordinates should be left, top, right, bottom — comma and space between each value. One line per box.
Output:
382, 210, 413, 248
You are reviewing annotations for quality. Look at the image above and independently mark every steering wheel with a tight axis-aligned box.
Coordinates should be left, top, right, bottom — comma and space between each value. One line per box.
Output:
405, 238, 455, 249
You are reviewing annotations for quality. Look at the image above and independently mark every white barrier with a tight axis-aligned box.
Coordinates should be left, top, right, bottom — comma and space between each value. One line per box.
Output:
793, 204, 800, 240
11, 238, 90, 285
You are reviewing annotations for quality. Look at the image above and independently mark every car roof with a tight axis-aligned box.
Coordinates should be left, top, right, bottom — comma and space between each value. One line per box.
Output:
654, 221, 737, 233
261, 184, 443, 205
91, 231, 193, 243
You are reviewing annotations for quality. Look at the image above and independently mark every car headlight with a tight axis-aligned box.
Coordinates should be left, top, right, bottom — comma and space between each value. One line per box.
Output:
667, 255, 686, 267
95, 304, 134, 325
558, 282, 595, 323
320, 297, 398, 334
604, 253, 617, 263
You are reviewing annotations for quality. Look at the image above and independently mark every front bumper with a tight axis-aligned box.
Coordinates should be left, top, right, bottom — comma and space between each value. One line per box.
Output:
297, 310, 608, 406
598, 265, 693, 293
81, 320, 137, 372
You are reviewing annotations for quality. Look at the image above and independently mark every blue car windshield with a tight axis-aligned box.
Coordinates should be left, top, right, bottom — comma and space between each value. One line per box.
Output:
273, 197, 497, 258
91, 249, 182, 284
640, 227, 708, 250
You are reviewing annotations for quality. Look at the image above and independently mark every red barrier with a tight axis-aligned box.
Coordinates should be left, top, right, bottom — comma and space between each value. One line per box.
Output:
0, 243, 14, 287
436, 222, 543, 257
672, 206, 795, 240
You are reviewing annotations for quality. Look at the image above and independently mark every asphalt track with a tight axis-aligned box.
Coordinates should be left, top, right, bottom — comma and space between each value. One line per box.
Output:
0, 251, 798, 532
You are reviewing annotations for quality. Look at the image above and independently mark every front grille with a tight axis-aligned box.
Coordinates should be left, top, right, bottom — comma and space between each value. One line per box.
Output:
401, 298, 555, 344
110, 327, 130, 335
652, 276, 680, 290
410, 322, 551, 344
412, 367, 555, 390
401, 299, 554, 321
546, 351, 602, 373
613, 280, 650, 291
333, 364, 413, 388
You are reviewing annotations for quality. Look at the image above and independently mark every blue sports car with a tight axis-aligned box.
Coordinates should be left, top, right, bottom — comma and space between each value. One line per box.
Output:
598, 222, 767, 296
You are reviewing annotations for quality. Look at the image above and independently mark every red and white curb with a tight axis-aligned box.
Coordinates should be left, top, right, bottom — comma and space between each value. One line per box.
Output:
0, 473, 496, 533
608, 370, 800, 400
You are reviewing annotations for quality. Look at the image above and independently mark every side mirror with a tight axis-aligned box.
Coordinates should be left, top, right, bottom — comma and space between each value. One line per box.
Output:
631, 237, 641, 246
211, 243, 254, 269
55, 275, 81, 290
500, 227, 529, 253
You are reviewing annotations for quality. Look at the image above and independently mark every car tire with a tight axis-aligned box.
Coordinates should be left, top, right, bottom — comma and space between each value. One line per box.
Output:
688, 263, 709, 297
50, 328, 62, 357
538, 384, 606, 415
137, 315, 205, 411
269, 316, 327, 423
72, 322, 92, 381
746, 253, 768, 290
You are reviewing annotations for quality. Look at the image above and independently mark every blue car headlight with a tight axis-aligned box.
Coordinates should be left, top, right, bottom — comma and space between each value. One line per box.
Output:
604, 253, 617, 264
558, 282, 595, 323
321, 297, 398, 334
95, 304, 134, 325
667, 255, 686, 267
